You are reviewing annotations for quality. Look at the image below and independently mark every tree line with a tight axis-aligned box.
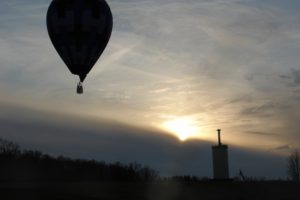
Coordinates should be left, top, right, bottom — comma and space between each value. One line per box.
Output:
1, 138, 299, 182
0, 138, 158, 182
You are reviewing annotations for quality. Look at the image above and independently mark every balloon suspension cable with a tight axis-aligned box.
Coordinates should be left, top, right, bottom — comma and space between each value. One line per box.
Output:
77, 81, 83, 94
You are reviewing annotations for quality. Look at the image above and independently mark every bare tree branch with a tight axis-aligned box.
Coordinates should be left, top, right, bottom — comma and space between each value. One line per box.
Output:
287, 150, 300, 181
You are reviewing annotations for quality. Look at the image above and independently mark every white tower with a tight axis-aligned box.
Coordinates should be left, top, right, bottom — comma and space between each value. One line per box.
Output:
212, 129, 229, 179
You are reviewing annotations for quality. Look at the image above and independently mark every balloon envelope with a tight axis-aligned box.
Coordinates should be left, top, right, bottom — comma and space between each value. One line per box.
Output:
47, 0, 113, 82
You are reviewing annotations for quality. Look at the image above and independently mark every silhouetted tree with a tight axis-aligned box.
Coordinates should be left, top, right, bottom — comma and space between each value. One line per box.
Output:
0, 138, 159, 182
0, 138, 20, 157
287, 150, 300, 181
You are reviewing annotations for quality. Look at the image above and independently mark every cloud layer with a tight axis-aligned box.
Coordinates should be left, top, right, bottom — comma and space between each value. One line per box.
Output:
0, 102, 286, 178
1, 0, 300, 177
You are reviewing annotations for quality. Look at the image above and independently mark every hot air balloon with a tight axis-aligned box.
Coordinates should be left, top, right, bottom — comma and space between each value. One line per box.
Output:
47, 0, 113, 94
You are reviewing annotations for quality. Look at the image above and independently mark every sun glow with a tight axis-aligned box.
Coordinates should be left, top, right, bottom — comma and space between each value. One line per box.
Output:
163, 118, 200, 141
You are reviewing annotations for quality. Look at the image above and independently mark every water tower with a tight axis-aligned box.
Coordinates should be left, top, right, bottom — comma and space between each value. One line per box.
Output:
212, 129, 229, 180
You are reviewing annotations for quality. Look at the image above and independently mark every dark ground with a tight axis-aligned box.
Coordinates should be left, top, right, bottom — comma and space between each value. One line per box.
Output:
1, 181, 299, 200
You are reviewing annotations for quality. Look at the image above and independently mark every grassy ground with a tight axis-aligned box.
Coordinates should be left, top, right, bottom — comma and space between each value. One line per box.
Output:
0, 181, 299, 200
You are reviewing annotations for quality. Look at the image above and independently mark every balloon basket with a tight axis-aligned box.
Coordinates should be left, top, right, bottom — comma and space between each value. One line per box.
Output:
77, 82, 83, 94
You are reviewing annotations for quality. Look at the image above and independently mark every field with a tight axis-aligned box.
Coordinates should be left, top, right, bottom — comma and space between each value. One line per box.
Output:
1, 181, 299, 200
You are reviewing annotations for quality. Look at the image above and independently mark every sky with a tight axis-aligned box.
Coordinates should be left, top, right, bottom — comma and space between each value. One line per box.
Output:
1, 0, 300, 178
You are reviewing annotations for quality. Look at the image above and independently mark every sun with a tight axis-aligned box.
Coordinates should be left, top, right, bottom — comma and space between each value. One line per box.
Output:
162, 118, 200, 141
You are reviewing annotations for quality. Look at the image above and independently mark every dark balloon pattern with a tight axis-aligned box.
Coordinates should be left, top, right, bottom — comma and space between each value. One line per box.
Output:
47, 0, 113, 93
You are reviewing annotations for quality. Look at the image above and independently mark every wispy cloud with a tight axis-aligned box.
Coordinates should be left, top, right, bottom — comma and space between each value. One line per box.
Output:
1, 0, 300, 154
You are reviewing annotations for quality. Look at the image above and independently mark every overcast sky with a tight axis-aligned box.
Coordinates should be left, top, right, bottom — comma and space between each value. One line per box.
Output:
1, 0, 300, 178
